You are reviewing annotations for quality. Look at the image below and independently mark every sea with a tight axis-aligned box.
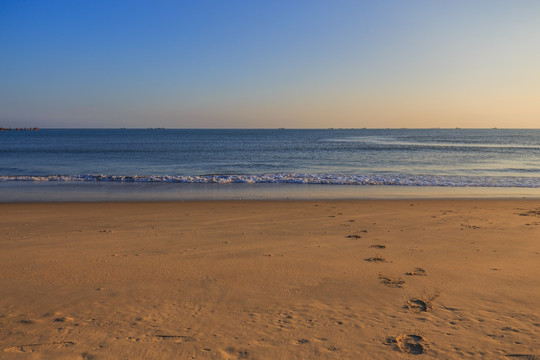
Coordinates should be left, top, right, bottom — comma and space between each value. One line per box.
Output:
1, 128, 540, 201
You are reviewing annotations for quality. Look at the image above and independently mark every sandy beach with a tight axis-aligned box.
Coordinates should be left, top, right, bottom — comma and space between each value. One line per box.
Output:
1, 200, 539, 359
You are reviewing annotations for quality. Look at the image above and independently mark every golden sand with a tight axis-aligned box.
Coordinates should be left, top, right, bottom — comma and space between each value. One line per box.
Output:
1, 200, 539, 359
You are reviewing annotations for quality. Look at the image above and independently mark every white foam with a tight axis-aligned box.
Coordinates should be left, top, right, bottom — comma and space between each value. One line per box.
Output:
0, 173, 539, 187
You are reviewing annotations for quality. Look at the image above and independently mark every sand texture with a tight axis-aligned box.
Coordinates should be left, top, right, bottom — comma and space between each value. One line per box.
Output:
1, 200, 539, 359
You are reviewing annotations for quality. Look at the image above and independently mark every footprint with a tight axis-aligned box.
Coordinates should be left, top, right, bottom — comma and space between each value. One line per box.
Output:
405, 268, 427, 276
221, 347, 249, 359
407, 290, 440, 312
366, 255, 386, 263
54, 316, 74, 323
389, 334, 427, 355
517, 209, 540, 217
378, 274, 405, 288
238, 350, 249, 358
407, 299, 431, 313
82, 352, 97, 360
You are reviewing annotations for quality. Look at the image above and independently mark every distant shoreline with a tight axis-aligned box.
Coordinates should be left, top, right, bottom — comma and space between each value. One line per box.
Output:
2, 127, 540, 130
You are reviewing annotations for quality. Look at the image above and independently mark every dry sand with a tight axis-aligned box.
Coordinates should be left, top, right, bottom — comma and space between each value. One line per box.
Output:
1, 200, 539, 359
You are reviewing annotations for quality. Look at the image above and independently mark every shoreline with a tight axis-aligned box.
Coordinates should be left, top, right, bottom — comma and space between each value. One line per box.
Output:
2, 182, 540, 203
2, 199, 539, 358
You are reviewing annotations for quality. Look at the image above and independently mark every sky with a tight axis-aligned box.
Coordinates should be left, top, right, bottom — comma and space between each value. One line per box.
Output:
1, 0, 539, 128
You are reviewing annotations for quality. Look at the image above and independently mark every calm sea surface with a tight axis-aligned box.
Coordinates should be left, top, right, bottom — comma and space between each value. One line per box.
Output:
1, 129, 540, 200
1, 128, 540, 185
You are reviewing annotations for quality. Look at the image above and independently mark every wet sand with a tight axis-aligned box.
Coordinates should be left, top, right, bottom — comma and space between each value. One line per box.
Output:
1, 200, 539, 359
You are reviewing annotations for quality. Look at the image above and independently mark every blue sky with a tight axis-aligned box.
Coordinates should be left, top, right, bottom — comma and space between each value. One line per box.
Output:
1, 0, 539, 128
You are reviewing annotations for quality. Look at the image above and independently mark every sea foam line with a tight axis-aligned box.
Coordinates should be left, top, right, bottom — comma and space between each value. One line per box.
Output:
0, 174, 539, 187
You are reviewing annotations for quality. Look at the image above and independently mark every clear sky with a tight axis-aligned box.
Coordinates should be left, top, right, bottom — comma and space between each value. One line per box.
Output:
1, 0, 539, 128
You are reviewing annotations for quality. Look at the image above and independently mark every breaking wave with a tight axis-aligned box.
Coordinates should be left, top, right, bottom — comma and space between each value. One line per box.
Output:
1, 173, 539, 187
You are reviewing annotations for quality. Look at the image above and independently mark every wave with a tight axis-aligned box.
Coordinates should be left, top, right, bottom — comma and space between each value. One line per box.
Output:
327, 137, 540, 149
1, 173, 539, 187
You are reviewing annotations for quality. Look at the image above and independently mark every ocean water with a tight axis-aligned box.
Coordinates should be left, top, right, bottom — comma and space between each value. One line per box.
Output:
1, 129, 540, 200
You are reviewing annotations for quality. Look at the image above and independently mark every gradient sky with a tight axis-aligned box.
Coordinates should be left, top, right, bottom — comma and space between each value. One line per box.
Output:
1, 0, 539, 128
